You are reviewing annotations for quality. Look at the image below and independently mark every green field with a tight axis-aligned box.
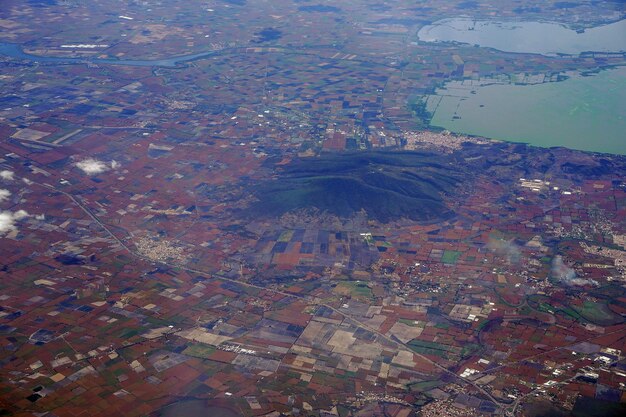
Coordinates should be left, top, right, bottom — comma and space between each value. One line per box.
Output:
334, 281, 373, 300
408, 380, 441, 392
441, 250, 462, 264
182, 344, 216, 359
408, 339, 457, 359
573, 301, 623, 326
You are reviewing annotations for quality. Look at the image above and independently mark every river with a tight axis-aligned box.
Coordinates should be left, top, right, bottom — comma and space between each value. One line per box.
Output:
0, 42, 221, 67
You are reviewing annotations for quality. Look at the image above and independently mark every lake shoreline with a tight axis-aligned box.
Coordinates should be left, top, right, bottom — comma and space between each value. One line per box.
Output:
418, 17, 626, 56
425, 66, 626, 156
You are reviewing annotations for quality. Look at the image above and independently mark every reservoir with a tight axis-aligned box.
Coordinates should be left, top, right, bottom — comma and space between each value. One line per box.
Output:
425, 66, 626, 155
417, 18, 626, 56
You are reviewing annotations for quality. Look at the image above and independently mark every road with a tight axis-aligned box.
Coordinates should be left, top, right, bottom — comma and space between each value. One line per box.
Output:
34, 179, 505, 414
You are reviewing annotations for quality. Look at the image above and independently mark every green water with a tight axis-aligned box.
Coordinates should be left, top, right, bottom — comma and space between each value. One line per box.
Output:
426, 66, 626, 155
418, 18, 626, 56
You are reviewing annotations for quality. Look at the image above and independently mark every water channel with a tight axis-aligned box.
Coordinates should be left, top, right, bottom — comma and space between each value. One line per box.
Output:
0, 42, 221, 67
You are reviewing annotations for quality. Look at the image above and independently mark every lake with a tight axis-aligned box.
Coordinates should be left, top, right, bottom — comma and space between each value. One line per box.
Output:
418, 18, 626, 56
425, 66, 626, 155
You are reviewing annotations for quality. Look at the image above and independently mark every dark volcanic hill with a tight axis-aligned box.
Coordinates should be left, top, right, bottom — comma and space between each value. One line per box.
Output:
246, 151, 462, 223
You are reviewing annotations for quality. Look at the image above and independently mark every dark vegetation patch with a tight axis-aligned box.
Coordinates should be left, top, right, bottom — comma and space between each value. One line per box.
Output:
513, 6, 542, 13
28, 0, 57, 6
220, 0, 246, 5
368, 3, 391, 12
554, 2, 581, 8
572, 396, 626, 417
374, 18, 422, 26
298, 5, 341, 13
561, 158, 619, 177
457, 1, 479, 9
252, 28, 283, 43
245, 151, 461, 223
55, 254, 86, 265
522, 400, 569, 417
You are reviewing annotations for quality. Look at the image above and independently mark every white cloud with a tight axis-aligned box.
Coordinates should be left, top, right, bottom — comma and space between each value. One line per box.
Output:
0, 212, 12, 234
487, 237, 521, 264
0, 210, 29, 235
0, 189, 10, 202
14, 210, 28, 219
76, 158, 109, 175
111, 160, 120, 169
0, 170, 14, 181
552, 255, 595, 286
